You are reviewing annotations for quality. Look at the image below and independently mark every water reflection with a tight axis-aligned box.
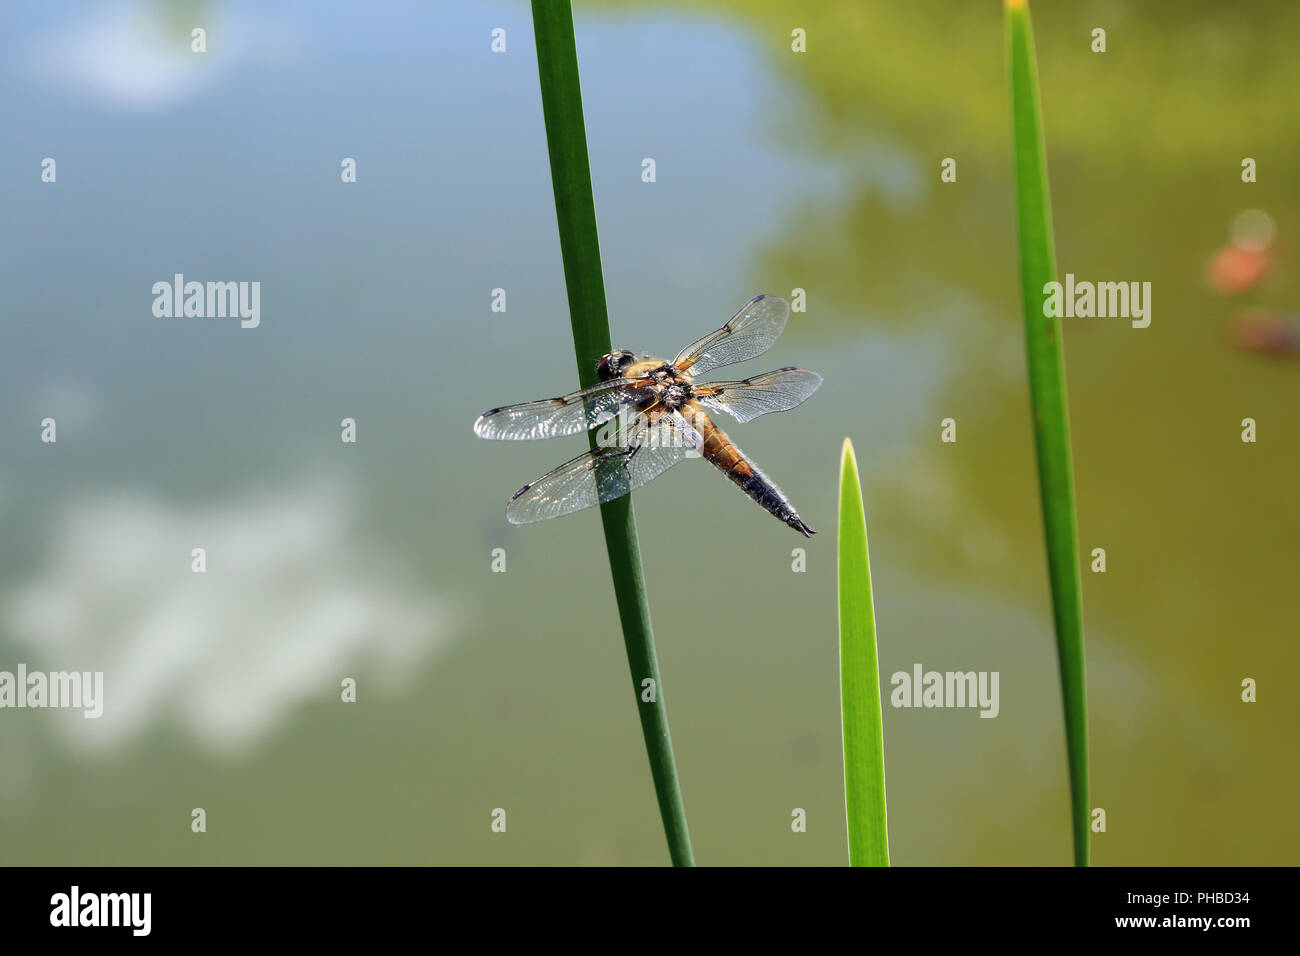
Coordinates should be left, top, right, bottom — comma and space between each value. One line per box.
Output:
21, 1, 298, 111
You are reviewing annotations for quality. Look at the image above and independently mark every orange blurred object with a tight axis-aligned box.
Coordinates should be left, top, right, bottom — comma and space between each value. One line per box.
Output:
1207, 243, 1273, 295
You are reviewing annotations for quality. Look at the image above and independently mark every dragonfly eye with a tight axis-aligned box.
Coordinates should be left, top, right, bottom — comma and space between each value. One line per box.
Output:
597, 350, 634, 381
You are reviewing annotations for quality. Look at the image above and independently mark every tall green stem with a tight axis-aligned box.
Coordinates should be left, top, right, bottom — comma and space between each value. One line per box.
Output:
1006, 0, 1090, 866
531, 0, 694, 866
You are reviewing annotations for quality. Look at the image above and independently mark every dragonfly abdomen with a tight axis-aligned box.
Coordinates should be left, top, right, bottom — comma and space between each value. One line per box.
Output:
696, 414, 814, 537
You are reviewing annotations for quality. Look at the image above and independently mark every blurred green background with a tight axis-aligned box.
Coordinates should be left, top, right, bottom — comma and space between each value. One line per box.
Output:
1, 0, 1296, 865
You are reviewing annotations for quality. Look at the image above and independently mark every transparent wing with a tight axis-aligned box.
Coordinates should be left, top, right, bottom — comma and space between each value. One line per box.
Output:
473, 377, 654, 441
505, 412, 701, 524
673, 295, 790, 376
695, 367, 823, 423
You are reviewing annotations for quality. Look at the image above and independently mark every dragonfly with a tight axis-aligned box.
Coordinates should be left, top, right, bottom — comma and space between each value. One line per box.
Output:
473, 295, 823, 536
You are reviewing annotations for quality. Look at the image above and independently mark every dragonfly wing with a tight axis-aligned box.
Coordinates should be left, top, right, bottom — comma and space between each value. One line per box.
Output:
672, 295, 790, 376
696, 367, 823, 423
473, 377, 654, 440
505, 412, 700, 524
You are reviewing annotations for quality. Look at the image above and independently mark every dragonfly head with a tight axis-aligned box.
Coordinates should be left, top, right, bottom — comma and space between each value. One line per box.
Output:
596, 349, 635, 381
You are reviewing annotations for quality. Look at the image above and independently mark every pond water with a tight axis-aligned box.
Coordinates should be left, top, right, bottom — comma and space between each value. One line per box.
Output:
0, 0, 1295, 864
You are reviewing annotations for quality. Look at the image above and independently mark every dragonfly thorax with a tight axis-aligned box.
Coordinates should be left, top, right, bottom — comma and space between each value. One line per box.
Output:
648, 363, 683, 383
661, 382, 693, 408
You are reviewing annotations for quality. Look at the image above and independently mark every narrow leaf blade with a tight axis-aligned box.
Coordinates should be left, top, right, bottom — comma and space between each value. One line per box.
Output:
838, 438, 889, 867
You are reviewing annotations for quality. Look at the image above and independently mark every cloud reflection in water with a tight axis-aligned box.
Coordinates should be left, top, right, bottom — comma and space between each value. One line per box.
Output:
5, 479, 450, 760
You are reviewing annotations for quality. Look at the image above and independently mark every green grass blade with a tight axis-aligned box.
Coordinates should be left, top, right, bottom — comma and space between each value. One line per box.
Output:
530, 0, 694, 867
1005, 0, 1090, 867
838, 438, 889, 867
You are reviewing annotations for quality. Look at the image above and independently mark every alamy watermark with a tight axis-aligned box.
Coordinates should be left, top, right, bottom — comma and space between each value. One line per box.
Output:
152, 273, 260, 328
1043, 273, 1151, 328
890, 664, 999, 718
0, 664, 103, 718
50, 886, 150, 936
594, 407, 704, 456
